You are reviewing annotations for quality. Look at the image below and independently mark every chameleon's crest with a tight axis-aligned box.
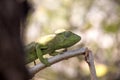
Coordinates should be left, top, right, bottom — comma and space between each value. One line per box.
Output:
37, 34, 56, 45
55, 29, 66, 34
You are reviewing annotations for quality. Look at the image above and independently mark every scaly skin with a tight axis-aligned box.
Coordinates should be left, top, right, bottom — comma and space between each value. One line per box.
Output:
25, 31, 81, 65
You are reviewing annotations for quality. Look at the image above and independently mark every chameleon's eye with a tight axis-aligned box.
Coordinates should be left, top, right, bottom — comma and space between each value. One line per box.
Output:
64, 31, 71, 37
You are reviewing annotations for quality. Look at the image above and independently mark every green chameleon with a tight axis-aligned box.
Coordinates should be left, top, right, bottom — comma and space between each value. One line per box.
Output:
25, 31, 81, 65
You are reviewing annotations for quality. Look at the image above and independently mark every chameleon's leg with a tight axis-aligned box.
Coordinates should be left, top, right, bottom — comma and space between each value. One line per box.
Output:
50, 48, 68, 56
49, 52, 60, 56
35, 44, 50, 66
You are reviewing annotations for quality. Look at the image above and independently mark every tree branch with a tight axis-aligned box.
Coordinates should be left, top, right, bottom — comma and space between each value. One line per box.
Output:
28, 47, 98, 80
29, 47, 87, 75
85, 49, 98, 80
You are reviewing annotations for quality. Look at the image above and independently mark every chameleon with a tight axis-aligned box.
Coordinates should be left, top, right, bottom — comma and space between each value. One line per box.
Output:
25, 30, 81, 65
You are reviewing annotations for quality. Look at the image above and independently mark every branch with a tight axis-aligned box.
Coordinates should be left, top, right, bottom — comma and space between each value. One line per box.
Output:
29, 47, 87, 76
28, 47, 98, 80
85, 49, 98, 80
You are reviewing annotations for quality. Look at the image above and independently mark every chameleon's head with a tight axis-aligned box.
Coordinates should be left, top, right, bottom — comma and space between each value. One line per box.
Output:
55, 31, 81, 48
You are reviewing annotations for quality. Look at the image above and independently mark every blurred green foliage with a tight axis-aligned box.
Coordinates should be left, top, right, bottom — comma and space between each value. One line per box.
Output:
102, 22, 120, 33
26, 0, 120, 80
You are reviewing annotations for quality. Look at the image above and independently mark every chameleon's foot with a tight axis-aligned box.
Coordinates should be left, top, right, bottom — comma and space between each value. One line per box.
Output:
41, 58, 51, 66
50, 52, 59, 56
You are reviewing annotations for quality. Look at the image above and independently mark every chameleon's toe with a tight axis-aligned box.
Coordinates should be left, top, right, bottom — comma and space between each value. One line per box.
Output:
41, 58, 50, 66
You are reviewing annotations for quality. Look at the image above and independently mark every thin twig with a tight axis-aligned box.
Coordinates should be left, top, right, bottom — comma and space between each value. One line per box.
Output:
28, 47, 98, 80
28, 47, 87, 76
85, 49, 98, 80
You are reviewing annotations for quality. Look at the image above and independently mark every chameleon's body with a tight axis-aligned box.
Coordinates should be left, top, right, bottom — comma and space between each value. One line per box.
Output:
25, 31, 81, 65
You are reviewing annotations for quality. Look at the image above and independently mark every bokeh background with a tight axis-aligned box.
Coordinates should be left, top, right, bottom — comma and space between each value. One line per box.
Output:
25, 0, 120, 80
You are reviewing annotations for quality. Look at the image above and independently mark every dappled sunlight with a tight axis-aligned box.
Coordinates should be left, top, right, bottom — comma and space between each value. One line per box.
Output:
79, 61, 108, 77
98, 34, 113, 49
95, 63, 108, 77
26, 0, 120, 80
